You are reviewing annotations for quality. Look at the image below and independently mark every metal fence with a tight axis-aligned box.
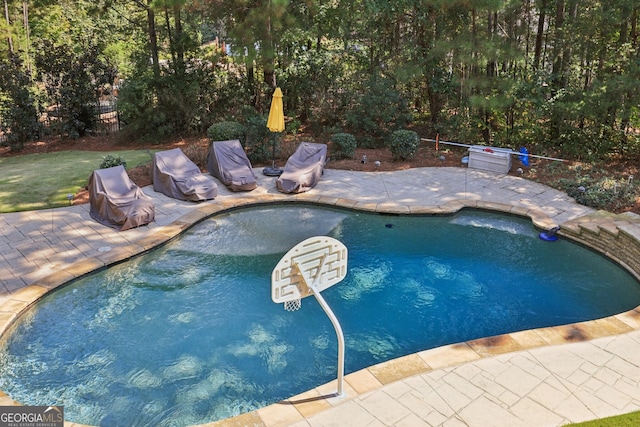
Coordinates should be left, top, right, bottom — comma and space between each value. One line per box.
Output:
91, 100, 121, 135
0, 100, 121, 146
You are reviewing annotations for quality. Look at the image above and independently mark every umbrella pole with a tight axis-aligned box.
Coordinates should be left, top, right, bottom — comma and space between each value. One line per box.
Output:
272, 132, 277, 168
263, 131, 284, 176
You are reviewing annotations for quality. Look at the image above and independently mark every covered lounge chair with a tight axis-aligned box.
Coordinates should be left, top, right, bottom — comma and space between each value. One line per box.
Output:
88, 165, 155, 231
276, 142, 327, 194
153, 148, 218, 201
207, 139, 257, 191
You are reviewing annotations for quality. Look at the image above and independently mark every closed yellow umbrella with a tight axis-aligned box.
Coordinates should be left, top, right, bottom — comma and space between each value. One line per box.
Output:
266, 87, 285, 132
264, 87, 285, 176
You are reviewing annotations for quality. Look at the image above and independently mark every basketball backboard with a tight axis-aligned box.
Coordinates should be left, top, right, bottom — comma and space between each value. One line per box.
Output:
271, 236, 347, 304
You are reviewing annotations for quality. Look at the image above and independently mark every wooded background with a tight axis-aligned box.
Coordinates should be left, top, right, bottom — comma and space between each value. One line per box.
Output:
1, 0, 638, 160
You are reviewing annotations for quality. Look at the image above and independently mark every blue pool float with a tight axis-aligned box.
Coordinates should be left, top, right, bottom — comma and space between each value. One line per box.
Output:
539, 226, 560, 241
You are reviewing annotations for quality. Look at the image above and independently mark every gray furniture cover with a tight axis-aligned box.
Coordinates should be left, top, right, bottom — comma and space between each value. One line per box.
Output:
276, 142, 328, 194
207, 139, 257, 191
88, 165, 155, 231
153, 148, 218, 201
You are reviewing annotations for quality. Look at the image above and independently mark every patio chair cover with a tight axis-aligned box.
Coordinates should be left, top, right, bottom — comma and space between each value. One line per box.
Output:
153, 148, 218, 201
88, 165, 155, 231
207, 139, 257, 191
276, 142, 327, 194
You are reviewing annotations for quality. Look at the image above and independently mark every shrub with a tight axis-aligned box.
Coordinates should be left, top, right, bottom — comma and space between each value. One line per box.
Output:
345, 76, 412, 147
207, 121, 246, 143
558, 175, 639, 212
118, 76, 172, 139
35, 40, 114, 139
331, 133, 357, 159
190, 60, 252, 132
0, 56, 39, 151
286, 118, 302, 135
155, 72, 201, 136
182, 143, 209, 170
99, 154, 127, 169
118, 68, 203, 140
387, 130, 419, 161
278, 49, 347, 131
244, 115, 273, 163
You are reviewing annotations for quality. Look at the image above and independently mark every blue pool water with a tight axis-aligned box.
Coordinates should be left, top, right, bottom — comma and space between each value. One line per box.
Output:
1, 206, 639, 426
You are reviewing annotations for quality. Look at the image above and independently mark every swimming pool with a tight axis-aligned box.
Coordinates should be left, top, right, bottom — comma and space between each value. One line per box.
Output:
1, 205, 639, 426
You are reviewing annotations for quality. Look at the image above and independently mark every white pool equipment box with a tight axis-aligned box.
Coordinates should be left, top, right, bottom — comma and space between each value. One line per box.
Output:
468, 146, 512, 174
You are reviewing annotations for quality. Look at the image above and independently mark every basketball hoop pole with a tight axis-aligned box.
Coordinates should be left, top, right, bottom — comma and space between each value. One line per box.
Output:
293, 262, 345, 397
272, 236, 349, 398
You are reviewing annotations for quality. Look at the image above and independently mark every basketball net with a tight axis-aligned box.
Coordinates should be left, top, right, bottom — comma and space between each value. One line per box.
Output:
284, 298, 301, 311
282, 262, 310, 312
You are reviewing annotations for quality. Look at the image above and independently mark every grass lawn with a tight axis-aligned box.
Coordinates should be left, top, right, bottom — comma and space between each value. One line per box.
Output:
567, 411, 640, 426
0, 150, 155, 213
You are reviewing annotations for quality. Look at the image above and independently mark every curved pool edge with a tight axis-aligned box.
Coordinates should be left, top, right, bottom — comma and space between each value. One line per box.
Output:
0, 196, 563, 340
1, 194, 640, 426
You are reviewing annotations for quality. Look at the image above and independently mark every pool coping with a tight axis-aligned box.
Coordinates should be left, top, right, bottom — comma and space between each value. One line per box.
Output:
1, 193, 640, 427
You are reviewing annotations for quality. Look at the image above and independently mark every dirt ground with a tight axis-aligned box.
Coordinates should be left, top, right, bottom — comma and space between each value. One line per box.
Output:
3, 133, 639, 214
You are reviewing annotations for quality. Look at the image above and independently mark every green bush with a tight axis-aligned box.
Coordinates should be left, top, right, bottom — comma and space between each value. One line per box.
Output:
278, 49, 347, 131
207, 121, 246, 142
331, 133, 357, 159
558, 175, 638, 212
99, 154, 127, 169
0, 56, 39, 152
244, 115, 272, 163
345, 76, 412, 147
35, 40, 114, 139
387, 130, 420, 161
286, 118, 302, 135
190, 60, 253, 132
118, 76, 173, 139
155, 72, 201, 136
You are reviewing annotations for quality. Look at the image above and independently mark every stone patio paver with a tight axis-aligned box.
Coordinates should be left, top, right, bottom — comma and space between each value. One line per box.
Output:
1, 166, 640, 427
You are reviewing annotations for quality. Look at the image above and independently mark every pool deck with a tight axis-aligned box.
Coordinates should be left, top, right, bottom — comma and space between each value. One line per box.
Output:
2, 166, 640, 427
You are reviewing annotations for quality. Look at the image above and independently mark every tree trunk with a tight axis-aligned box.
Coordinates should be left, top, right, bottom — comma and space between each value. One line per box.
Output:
486, 11, 497, 78
560, 0, 577, 88
533, 0, 546, 70
247, 60, 257, 107
622, 7, 639, 134
549, 0, 566, 142
471, 8, 478, 75
525, 0, 531, 69
632, 7, 638, 49
263, 10, 275, 88
22, 0, 30, 74
173, 4, 185, 76
164, 7, 177, 69
263, 69, 276, 88
147, 1, 160, 79
4, 0, 13, 55
551, 0, 564, 87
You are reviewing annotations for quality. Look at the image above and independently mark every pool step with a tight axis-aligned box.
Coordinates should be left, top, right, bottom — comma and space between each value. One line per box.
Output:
560, 211, 640, 281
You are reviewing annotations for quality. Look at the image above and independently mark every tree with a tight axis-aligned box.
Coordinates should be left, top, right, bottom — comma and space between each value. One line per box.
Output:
35, 40, 115, 138
0, 55, 38, 150
1, 0, 638, 157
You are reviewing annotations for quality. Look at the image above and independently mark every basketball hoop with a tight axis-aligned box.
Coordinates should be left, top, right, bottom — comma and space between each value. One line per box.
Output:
284, 298, 301, 311
271, 236, 349, 396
